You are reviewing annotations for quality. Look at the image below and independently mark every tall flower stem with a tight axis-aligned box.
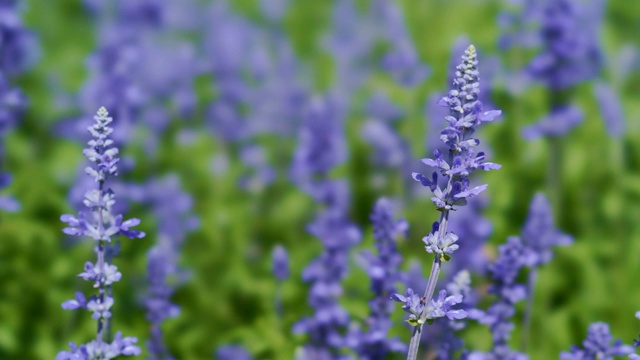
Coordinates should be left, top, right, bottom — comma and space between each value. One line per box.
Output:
58, 107, 144, 358
407, 256, 442, 360
393, 45, 502, 360
406, 211, 449, 360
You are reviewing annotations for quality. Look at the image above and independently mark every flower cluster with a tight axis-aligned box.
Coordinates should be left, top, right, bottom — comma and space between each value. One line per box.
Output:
521, 192, 573, 267
394, 44, 501, 360
0, 1, 37, 212
347, 198, 408, 358
292, 93, 361, 357
134, 176, 198, 359
391, 288, 467, 327
467, 237, 530, 360
560, 322, 634, 360
56, 332, 140, 360
412, 45, 501, 212
272, 245, 290, 282
58, 107, 144, 359
527, 0, 603, 91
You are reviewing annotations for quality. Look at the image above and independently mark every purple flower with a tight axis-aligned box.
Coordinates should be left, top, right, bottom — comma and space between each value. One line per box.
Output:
61, 292, 87, 311
391, 288, 425, 325
57, 332, 141, 360
560, 322, 634, 360
87, 296, 114, 320
423, 228, 460, 262
365, 91, 403, 121
272, 245, 290, 281
0, 0, 37, 214
77, 261, 122, 287
375, 0, 429, 87
521, 193, 572, 267
362, 120, 412, 171
118, 175, 198, 360
348, 198, 407, 358
594, 81, 625, 138
216, 345, 253, 360
526, 0, 604, 91
427, 289, 468, 321
468, 237, 530, 359
58, 108, 142, 357
0, 1, 38, 76
0, 171, 19, 212
391, 288, 467, 326
522, 104, 583, 140
292, 91, 361, 355
413, 46, 501, 211
290, 95, 347, 201
398, 45, 500, 359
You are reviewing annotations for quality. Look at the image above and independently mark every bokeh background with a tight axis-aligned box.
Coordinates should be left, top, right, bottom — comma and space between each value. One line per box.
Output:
1, 0, 640, 359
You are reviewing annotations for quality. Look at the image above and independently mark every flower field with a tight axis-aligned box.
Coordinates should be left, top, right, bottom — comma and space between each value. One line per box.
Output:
2, 0, 640, 359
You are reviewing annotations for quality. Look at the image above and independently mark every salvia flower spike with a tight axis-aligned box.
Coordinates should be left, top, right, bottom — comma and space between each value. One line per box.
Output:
395, 44, 501, 360
57, 107, 144, 360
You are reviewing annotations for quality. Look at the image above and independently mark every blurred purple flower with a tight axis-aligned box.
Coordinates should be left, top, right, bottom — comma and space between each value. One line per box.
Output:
560, 322, 634, 360
272, 245, 290, 282
365, 92, 403, 121
347, 198, 407, 358
0, 0, 38, 76
468, 237, 531, 359
215, 345, 253, 360
521, 193, 572, 267
522, 105, 583, 140
291, 94, 347, 201
526, 0, 604, 91
594, 81, 625, 138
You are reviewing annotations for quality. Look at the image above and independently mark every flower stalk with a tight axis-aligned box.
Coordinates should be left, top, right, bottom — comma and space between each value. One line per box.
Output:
393, 44, 502, 360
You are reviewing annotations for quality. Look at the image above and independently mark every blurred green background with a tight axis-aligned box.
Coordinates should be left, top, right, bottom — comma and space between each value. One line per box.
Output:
1, 0, 640, 359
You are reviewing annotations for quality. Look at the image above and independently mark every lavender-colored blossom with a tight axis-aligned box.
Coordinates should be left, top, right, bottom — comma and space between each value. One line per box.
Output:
423, 225, 460, 262
293, 208, 362, 351
215, 344, 253, 360
58, 107, 142, 358
0, 74, 27, 139
594, 81, 625, 138
365, 92, 403, 122
0, 1, 38, 76
521, 192, 572, 266
374, 0, 429, 87
381, 40, 430, 87
522, 104, 584, 140
292, 91, 361, 355
238, 144, 276, 193
323, 0, 375, 94
391, 288, 467, 326
560, 322, 634, 360
114, 175, 198, 360
526, 0, 604, 91
398, 45, 501, 360
347, 198, 407, 359
0, 0, 37, 213
272, 245, 290, 281
362, 120, 411, 170
259, 0, 289, 22
56, 332, 141, 360
467, 237, 531, 360
430, 270, 474, 360
290, 95, 347, 201
413, 46, 501, 211
0, 172, 19, 211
